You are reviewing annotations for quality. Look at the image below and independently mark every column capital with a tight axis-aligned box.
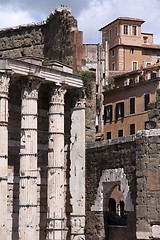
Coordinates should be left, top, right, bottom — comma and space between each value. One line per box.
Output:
21, 77, 41, 100
72, 88, 86, 109
50, 86, 67, 104
0, 71, 11, 94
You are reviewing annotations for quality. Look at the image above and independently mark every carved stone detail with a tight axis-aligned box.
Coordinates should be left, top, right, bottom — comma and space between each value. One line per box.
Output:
71, 216, 85, 236
50, 86, 67, 104
22, 77, 41, 100
0, 72, 10, 94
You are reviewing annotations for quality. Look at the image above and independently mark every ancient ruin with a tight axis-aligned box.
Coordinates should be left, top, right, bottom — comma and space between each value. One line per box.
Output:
0, 57, 85, 239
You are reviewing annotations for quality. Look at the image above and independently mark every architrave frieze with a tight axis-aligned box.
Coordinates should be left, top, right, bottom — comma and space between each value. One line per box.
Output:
0, 59, 83, 89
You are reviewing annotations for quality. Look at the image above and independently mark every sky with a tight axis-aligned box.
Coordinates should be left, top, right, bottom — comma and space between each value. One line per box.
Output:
0, 0, 160, 44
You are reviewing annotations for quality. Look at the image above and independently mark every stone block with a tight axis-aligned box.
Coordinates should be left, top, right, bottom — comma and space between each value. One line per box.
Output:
147, 169, 159, 191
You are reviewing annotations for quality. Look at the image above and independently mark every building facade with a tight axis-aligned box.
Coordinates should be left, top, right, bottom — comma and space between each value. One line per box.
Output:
103, 65, 160, 139
99, 17, 160, 73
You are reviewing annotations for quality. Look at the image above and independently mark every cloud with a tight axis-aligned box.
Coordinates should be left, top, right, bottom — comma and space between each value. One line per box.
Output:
0, 5, 35, 28
0, 0, 160, 45
77, 0, 160, 44
0, 0, 89, 19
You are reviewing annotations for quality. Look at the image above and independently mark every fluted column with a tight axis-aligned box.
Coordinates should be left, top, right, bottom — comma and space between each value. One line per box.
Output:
47, 86, 66, 240
70, 89, 86, 240
19, 78, 41, 240
0, 71, 10, 240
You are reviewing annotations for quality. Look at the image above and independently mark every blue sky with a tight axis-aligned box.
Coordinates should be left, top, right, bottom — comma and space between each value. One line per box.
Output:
0, 0, 160, 44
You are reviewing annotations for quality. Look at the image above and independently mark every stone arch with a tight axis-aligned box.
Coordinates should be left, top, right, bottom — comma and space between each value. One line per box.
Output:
91, 168, 134, 212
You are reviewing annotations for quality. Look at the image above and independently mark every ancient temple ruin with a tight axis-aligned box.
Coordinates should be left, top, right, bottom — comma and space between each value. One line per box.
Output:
0, 57, 85, 239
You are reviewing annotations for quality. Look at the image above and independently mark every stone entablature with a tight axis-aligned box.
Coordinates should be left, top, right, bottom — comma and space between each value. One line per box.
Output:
0, 58, 83, 88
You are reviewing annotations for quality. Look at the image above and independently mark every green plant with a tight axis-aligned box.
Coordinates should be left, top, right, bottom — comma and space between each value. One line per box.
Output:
139, 74, 145, 82
79, 71, 96, 97
152, 66, 160, 72
103, 76, 115, 90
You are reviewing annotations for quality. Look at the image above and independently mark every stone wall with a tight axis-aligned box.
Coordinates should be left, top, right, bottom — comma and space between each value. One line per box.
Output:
86, 130, 160, 240
0, 8, 83, 72
85, 82, 96, 144
86, 140, 136, 240
136, 130, 160, 240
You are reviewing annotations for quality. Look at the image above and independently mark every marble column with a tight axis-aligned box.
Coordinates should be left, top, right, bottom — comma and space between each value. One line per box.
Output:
0, 71, 10, 240
70, 89, 86, 240
47, 86, 66, 240
19, 78, 41, 240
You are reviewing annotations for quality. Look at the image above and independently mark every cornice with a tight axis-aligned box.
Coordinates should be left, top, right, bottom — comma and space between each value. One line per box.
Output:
0, 59, 83, 89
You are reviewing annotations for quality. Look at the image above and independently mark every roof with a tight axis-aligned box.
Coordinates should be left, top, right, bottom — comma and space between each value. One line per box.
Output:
142, 44, 160, 49
112, 64, 160, 79
99, 17, 145, 31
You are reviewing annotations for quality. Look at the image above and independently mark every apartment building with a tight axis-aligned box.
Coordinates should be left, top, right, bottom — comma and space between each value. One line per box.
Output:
103, 65, 160, 139
99, 17, 160, 73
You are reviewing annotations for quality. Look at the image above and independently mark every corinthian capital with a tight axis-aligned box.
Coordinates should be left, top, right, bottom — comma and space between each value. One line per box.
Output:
50, 86, 67, 104
0, 71, 10, 94
22, 77, 41, 100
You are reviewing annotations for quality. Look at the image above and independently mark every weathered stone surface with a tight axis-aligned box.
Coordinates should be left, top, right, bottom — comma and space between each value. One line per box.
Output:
86, 140, 136, 239
0, 8, 82, 72
86, 130, 160, 240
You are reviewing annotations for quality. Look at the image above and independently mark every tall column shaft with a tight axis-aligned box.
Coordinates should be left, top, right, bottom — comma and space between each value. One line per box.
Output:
0, 72, 10, 240
19, 79, 40, 240
47, 86, 66, 240
70, 90, 86, 240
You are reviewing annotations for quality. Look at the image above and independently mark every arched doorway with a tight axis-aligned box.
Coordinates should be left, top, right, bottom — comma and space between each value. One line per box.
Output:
91, 168, 134, 240
103, 183, 127, 239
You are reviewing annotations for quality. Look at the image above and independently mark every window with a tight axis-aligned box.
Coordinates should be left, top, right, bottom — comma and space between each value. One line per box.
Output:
144, 93, 150, 111
109, 29, 112, 39
151, 72, 157, 79
130, 97, 135, 114
112, 62, 115, 70
132, 26, 137, 35
145, 121, 150, 130
112, 49, 115, 56
130, 49, 134, 54
130, 124, 135, 135
143, 49, 150, 55
143, 37, 148, 43
157, 50, 160, 56
107, 131, 111, 140
104, 105, 112, 123
116, 102, 124, 119
115, 26, 118, 36
124, 25, 128, 35
146, 62, 151, 67
132, 61, 138, 71
118, 129, 123, 137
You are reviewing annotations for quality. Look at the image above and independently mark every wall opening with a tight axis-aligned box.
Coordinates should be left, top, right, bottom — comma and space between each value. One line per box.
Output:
103, 184, 127, 229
